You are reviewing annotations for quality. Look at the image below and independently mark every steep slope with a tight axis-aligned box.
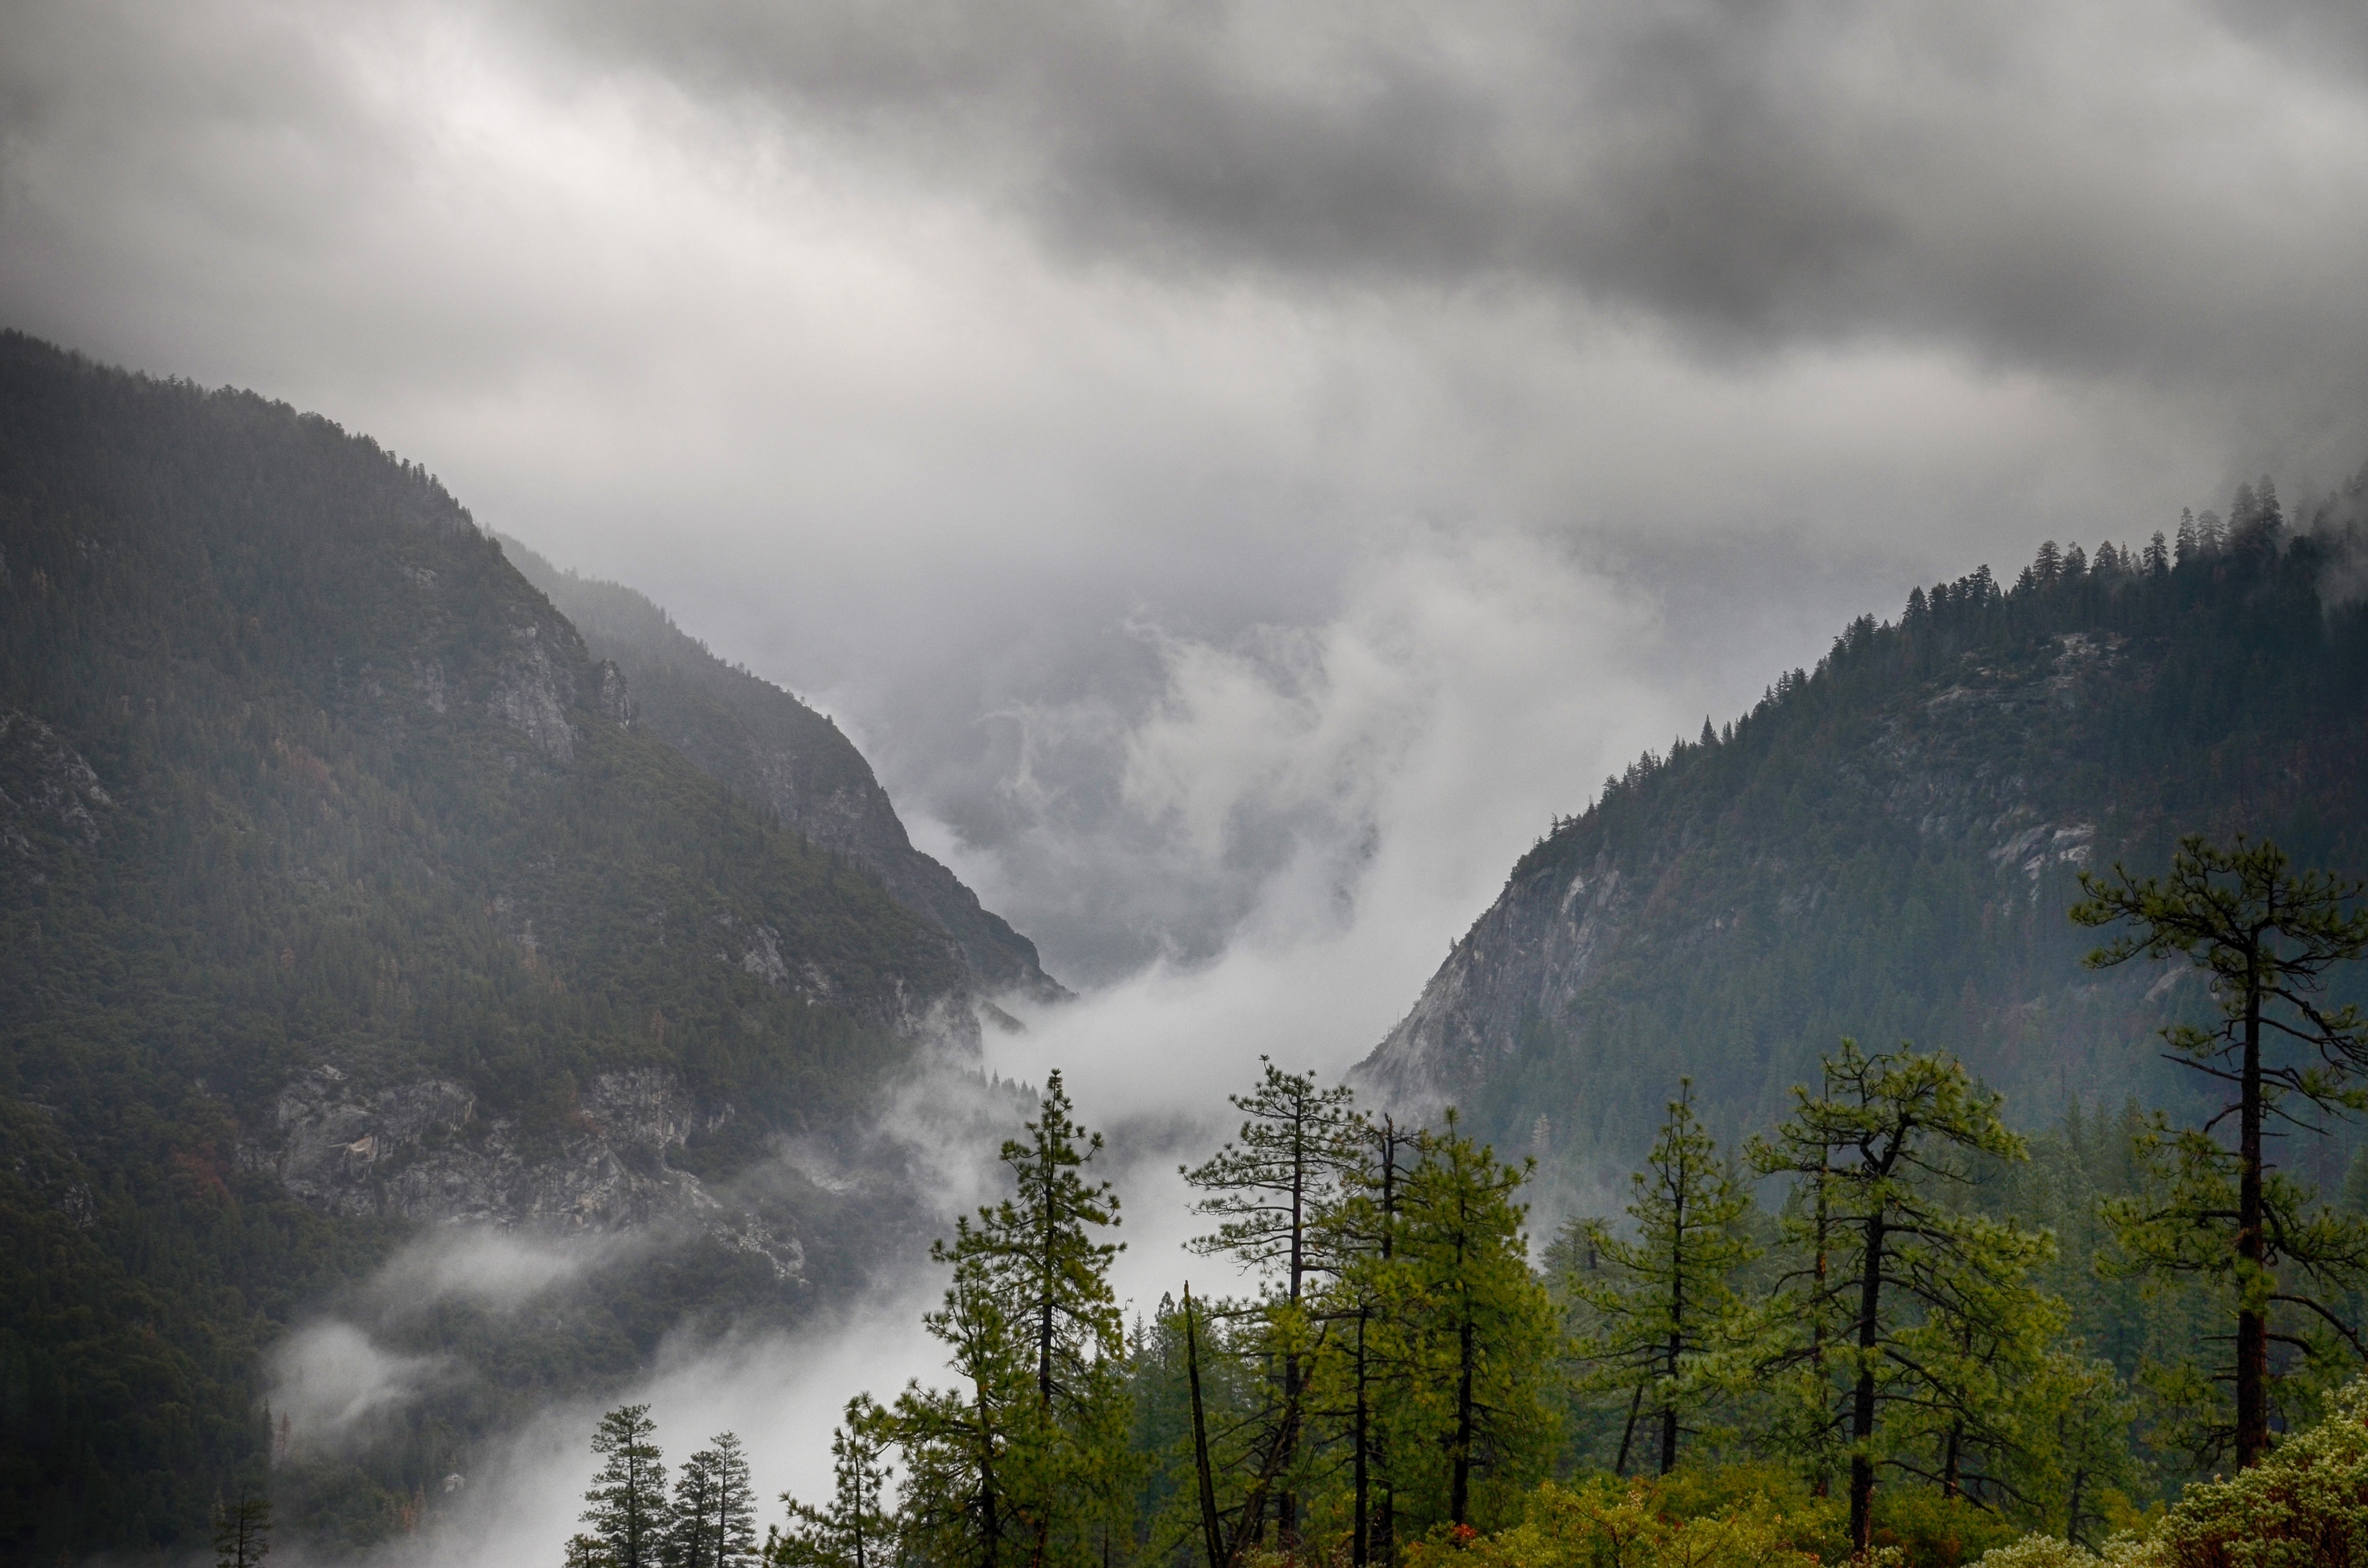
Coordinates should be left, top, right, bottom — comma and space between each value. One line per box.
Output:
0, 334, 971, 1558
1361, 503, 2368, 1187
503, 542, 1066, 1004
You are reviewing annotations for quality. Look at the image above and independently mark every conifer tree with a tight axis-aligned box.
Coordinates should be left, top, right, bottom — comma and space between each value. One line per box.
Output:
1310, 1112, 1423, 1568
1747, 1042, 2058, 1559
2074, 835, 2368, 1469
773, 1399, 895, 1568
898, 1072, 1128, 1568
2034, 1353, 2138, 1551
894, 1228, 1029, 1568
1571, 1080, 1760, 1476
672, 1432, 758, 1568
212, 1486, 271, 1568
1182, 1060, 1362, 1550
675, 1450, 721, 1568
1388, 1112, 1560, 1531
583, 1405, 671, 1568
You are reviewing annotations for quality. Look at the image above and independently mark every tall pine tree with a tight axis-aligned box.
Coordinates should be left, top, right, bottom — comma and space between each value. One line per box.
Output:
1182, 1060, 1363, 1552
2075, 834, 2368, 1468
1571, 1080, 1760, 1476
773, 1399, 895, 1568
1748, 1043, 2058, 1557
583, 1406, 672, 1568
1387, 1113, 1560, 1532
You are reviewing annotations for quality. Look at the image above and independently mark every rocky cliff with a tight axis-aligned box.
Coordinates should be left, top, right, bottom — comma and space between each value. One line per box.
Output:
504, 541, 1067, 1006
1360, 525, 2368, 1181
0, 332, 979, 1555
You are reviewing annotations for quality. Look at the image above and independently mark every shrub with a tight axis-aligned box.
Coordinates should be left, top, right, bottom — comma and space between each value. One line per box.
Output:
1404, 1475, 1832, 1568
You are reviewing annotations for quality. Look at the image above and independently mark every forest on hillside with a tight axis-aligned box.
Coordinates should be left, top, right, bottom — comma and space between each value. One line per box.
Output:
0, 335, 969, 1561
1389, 479, 2368, 1204
545, 826, 2368, 1568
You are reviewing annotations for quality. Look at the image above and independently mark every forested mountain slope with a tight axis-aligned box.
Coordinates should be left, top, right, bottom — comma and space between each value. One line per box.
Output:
1361, 496, 2368, 1189
0, 333, 973, 1558
503, 541, 1066, 1004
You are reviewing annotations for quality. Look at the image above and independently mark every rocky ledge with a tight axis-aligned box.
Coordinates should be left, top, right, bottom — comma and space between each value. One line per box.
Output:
260, 1065, 797, 1276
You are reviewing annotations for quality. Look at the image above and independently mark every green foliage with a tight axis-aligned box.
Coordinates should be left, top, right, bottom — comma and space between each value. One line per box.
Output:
2076, 835, 2368, 1468
891, 1261, 1031, 1568
1979, 1373, 2368, 1566
0, 332, 968, 1556
1383, 1114, 1564, 1533
671, 1432, 759, 1568
582, 1406, 670, 1568
1399, 1474, 1829, 1568
770, 1399, 895, 1568
878, 1073, 1131, 1568
2135, 1373, 2368, 1566
1569, 1080, 1760, 1476
1182, 1059, 1364, 1551
213, 1485, 274, 1568
1747, 1043, 2061, 1554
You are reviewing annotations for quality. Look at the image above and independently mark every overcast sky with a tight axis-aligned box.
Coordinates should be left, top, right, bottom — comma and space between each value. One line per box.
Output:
9, 0, 2368, 1004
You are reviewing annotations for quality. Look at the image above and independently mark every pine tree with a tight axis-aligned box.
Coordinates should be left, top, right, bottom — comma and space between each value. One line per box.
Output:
562, 1535, 608, 1568
674, 1446, 721, 1568
2035, 1354, 2139, 1551
980, 1071, 1124, 1421
2075, 835, 2368, 1469
897, 1072, 1128, 1568
673, 1432, 758, 1568
773, 1399, 895, 1568
1388, 1112, 1560, 1531
583, 1406, 672, 1568
1182, 1060, 1362, 1551
894, 1231, 1029, 1568
1747, 1042, 2059, 1558
212, 1486, 271, 1568
1312, 1112, 1424, 1568
1571, 1080, 1760, 1476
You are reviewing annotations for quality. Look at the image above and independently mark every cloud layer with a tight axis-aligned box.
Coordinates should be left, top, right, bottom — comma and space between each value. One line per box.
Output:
8, 0, 2367, 1038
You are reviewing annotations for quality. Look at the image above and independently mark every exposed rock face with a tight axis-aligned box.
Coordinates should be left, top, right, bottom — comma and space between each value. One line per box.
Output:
0, 708, 112, 881
1358, 630, 2146, 1128
503, 538, 1067, 1004
267, 1065, 783, 1250
487, 622, 580, 763
593, 659, 635, 726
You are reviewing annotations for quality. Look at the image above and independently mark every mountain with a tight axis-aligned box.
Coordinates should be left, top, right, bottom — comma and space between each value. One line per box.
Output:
1360, 496, 2368, 1191
0, 333, 979, 1558
501, 541, 1066, 1007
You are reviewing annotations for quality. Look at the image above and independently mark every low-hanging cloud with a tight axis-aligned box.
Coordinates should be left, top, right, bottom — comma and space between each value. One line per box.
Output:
271, 1323, 449, 1458
906, 524, 1687, 985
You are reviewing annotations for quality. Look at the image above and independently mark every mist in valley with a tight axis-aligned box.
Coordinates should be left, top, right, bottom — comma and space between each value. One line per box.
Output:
13, 1, 2368, 1563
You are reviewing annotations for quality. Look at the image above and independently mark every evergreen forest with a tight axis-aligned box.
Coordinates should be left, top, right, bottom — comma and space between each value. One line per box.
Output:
12, 325, 2368, 1567
1371, 479, 2368, 1210
570, 870, 2368, 1568
0, 333, 990, 1559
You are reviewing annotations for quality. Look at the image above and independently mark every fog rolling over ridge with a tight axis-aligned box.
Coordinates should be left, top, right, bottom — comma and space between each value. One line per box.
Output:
13, 0, 2368, 1559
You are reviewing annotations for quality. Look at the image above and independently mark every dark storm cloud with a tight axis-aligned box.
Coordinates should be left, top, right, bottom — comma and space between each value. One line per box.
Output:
7, 0, 2365, 996
537, 0, 2368, 392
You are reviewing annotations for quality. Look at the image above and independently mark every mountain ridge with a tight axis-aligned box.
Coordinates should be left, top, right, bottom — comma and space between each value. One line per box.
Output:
1359, 499, 2368, 1189
500, 539, 1066, 1007
0, 331, 972, 1556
